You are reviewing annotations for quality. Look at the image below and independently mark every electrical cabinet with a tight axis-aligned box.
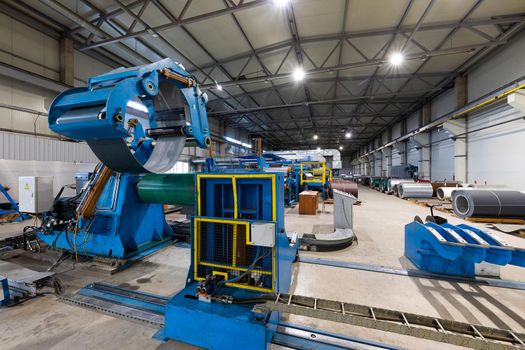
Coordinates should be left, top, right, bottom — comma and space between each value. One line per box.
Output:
18, 176, 53, 213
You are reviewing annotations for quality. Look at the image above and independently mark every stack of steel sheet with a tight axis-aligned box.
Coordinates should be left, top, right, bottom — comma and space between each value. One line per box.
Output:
387, 179, 414, 194
452, 190, 525, 218
330, 179, 358, 198
398, 182, 434, 199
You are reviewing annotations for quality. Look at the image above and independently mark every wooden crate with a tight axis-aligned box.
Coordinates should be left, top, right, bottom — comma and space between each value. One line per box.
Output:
299, 190, 319, 215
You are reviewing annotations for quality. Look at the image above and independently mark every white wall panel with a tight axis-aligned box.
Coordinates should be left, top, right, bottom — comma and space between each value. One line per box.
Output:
407, 111, 420, 132
468, 33, 525, 101
0, 131, 97, 163
392, 122, 401, 139
431, 89, 455, 121
430, 128, 454, 181
468, 104, 525, 190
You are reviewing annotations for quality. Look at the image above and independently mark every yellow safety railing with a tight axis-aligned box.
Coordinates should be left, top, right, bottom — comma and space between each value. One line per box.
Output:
300, 161, 331, 185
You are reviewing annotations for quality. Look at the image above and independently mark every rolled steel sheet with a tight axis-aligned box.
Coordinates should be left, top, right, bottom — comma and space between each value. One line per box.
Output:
398, 182, 433, 199
88, 82, 187, 173
387, 179, 414, 194
330, 179, 358, 198
431, 181, 458, 196
452, 190, 525, 218
436, 186, 470, 201
137, 173, 195, 206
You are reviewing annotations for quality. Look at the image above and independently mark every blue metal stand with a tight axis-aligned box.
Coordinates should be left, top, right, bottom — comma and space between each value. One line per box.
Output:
405, 221, 525, 277
0, 183, 31, 223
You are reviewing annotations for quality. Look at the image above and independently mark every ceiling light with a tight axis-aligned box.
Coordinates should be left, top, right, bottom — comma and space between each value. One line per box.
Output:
316, 147, 321, 151
339, 146, 343, 150
313, 134, 318, 140
293, 67, 305, 82
273, 0, 290, 7
216, 83, 223, 91
345, 132, 351, 139
389, 52, 404, 66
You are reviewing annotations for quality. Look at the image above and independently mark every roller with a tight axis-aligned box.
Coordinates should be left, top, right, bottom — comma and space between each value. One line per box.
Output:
387, 179, 413, 194
398, 182, 433, 199
330, 179, 358, 198
452, 190, 525, 219
137, 173, 195, 206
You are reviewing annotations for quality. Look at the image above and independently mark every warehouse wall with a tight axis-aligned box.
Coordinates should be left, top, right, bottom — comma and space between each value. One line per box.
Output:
467, 105, 525, 190
353, 31, 525, 187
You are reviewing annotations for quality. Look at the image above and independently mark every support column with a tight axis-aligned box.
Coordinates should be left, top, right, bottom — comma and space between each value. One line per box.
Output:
366, 154, 374, 176
59, 37, 74, 86
393, 141, 407, 166
382, 147, 392, 177
443, 120, 467, 182
373, 151, 382, 177
442, 75, 468, 183
411, 133, 430, 180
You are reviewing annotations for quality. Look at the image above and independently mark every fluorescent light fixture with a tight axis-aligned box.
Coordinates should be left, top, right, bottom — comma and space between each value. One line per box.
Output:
127, 100, 148, 113
389, 52, 404, 66
225, 136, 252, 149
313, 134, 318, 140
216, 83, 223, 91
273, 0, 290, 6
345, 132, 352, 139
339, 146, 343, 150
293, 67, 305, 82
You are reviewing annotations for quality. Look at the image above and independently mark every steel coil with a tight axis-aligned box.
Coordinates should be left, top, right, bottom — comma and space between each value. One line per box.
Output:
431, 181, 458, 196
330, 179, 358, 198
436, 186, 469, 201
387, 179, 414, 194
452, 190, 525, 218
398, 182, 433, 199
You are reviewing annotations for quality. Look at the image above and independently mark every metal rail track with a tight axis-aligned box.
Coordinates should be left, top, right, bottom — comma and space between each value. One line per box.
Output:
261, 293, 525, 350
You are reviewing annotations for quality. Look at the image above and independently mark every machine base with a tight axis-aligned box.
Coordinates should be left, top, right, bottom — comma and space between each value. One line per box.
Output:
163, 284, 277, 350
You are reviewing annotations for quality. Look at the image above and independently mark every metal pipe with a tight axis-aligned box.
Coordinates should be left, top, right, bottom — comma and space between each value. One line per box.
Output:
452, 190, 525, 218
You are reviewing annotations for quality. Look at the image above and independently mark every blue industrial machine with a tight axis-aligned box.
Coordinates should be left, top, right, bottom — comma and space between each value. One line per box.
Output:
405, 220, 525, 277
38, 58, 211, 261
40, 59, 298, 348
0, 184, 31, 223
160, 172, 297, 348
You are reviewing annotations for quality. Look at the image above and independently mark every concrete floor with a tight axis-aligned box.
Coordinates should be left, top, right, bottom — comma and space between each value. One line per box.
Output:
1, 186, 525, 349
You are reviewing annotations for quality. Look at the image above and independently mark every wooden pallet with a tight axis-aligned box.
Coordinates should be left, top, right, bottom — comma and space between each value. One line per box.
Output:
464, 217, 525, 225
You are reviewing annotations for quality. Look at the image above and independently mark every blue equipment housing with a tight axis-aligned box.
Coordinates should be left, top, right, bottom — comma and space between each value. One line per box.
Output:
161, 173, 297, 349
38, 59, 211, 261
405, 220, 525, 277
38, 175, 172, 259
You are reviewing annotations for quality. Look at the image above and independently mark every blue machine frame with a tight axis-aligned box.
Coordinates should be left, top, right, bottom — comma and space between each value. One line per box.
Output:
405, 220, 525, 277
38, 175, 173, 259
161, 173, 297, 349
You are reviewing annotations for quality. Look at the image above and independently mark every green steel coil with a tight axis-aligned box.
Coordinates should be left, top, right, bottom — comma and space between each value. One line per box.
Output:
137, 173, 195, 206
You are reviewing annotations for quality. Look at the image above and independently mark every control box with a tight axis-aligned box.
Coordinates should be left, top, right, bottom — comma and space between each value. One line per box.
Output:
18, 176, 53, 213
250, 222, 275, 247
